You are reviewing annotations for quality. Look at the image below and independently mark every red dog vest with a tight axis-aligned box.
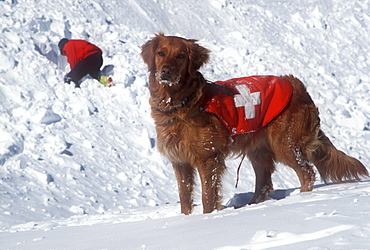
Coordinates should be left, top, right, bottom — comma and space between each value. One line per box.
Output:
203, 76, 293, 134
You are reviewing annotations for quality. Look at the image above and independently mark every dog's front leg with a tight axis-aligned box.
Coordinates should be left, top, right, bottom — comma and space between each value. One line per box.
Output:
248, 157, 275, 204
172, 162, 196, 215
197, 159, 226, 213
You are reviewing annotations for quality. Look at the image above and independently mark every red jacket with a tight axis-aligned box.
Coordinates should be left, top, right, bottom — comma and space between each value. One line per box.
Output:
203, 76, 293, 134
61, 40, 102, 69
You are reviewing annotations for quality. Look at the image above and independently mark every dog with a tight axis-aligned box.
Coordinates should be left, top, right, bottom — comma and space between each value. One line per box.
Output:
141, 33, 369, 215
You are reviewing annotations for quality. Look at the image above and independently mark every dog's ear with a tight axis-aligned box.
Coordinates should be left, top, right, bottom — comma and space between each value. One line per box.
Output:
187, 40, 210, 77
141, 33, 162, 73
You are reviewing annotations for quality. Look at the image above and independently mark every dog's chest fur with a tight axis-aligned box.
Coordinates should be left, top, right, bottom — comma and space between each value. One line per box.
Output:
154, 110, 230, 165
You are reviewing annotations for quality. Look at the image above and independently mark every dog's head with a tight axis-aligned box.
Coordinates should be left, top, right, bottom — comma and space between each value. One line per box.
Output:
141, 33, 210, 86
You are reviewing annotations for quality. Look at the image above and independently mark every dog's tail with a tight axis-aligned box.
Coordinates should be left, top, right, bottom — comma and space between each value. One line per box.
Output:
310, 130, 369, 183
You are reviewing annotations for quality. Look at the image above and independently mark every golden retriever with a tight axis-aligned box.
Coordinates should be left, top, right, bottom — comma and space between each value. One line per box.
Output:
141, 33, 368, 214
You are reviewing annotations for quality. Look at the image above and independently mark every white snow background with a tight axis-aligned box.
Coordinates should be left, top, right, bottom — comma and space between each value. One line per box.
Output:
1, 0, 370, 249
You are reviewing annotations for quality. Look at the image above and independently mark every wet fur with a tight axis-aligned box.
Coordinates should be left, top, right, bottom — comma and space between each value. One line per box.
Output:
141, 33, 369, 214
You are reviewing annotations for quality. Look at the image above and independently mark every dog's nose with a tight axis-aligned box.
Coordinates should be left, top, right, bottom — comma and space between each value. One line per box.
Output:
161, 66, 172, 76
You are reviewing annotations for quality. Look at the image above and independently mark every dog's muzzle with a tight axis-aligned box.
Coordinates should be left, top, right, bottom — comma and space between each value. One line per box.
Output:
156, 66, 180, 86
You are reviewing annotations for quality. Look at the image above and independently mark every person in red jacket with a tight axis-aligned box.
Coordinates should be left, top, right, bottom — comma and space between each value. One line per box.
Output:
58, 38, 112, 87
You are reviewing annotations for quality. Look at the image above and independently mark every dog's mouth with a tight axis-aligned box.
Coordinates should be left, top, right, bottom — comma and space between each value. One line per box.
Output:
155, 71, 181, 86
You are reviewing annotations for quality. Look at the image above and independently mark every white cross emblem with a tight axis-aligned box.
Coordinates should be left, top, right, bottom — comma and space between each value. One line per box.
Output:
234, 84, 261, 119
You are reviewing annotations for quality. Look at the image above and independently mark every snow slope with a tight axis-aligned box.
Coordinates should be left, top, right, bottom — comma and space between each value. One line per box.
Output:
1, 0, 370, 249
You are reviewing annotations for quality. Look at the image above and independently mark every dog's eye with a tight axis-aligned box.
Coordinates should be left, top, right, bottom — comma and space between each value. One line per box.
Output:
177, 54, 185, 59
157, 51, 165, 56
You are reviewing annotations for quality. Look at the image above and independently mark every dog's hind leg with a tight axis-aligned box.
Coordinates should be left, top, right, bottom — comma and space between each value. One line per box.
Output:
197, 158, 226, 213
287, 146, 316, 192
294, 164, 316, 192
172, 162, 196, 215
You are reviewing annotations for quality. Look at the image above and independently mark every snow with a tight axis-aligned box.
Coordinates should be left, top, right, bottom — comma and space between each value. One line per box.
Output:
0, 0, 370, 249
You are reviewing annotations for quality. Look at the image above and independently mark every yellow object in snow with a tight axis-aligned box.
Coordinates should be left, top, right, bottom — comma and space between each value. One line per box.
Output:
99, 75, 113, 87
